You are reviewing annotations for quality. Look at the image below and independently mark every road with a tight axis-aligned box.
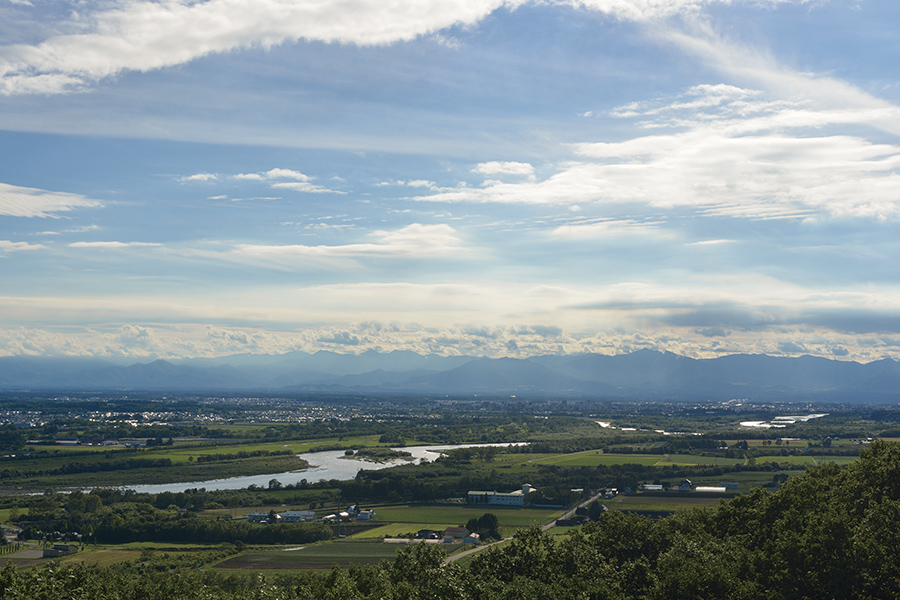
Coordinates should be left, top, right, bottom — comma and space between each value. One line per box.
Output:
444, 490, 607, 564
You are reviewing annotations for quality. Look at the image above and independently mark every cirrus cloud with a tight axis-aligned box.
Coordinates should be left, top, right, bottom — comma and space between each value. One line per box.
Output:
0, 182, 102, 218
0, 0, 813, 95
417, 84, 900, 221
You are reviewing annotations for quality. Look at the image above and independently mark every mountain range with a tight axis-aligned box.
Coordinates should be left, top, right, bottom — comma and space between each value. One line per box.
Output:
1, 349, 899, 401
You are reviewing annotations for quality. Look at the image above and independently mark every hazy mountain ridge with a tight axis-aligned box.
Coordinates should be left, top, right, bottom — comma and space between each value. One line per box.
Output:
1, 350, 899, 401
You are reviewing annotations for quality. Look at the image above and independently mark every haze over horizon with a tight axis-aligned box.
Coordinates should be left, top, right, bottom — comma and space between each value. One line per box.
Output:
2, 0, 900, 362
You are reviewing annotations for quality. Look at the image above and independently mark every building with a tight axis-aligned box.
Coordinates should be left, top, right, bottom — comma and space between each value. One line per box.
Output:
443, 526, 469, 543
463, 532, 481, 544
248, 512, 270, 523
467, 484, 534, 506
357, 509, 376, 521
279, 510, 316, 523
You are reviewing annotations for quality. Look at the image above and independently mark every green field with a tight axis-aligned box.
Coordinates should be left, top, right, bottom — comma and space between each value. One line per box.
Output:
138, 435, 385, 463
352, 523, 437, 539
605, 494, 726, 512
213, 540, 403, 570
529, 450, 743, 467
756, 454, 859, 466
530, 451, 666, 467
372, 504, 563, 529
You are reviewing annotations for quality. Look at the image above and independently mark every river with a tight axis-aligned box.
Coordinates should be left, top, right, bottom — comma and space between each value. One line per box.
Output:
121, 443, 525, 494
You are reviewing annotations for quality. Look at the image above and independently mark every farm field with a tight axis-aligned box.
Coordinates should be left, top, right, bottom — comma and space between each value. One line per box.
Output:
60, 547, 143, 567
138, 435, 385, 463
755, 454, 859, 466
372, 504, 564, 530
529, 450, 743, 467
604, 493, 727, 512
530, 451, 665, 467
213, 540, 403, 570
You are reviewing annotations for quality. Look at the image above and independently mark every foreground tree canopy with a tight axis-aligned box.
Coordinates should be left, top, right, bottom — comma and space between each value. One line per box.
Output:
4, 440, 900, 599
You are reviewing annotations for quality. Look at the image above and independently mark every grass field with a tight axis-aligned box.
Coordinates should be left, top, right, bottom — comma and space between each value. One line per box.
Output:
605, 494, 725, 512
60, 548, 142, 567
530, 451, 666, 467
529, 450, 743, 468
138, 435, 385, 463
372, 504, 563, 530
755, 454, 859, 466
214, 540, 402, 570
351, 523, 438, 539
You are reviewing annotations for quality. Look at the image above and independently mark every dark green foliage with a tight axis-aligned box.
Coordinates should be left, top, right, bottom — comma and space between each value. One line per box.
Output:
465, 513, 500, 540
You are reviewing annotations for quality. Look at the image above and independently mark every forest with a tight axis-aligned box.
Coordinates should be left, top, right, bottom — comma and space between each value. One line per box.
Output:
3, 439, 899, 599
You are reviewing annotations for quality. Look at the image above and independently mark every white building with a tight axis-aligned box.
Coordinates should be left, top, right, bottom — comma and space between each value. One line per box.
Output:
278, 510, 316, 523
467, 484, 534, 506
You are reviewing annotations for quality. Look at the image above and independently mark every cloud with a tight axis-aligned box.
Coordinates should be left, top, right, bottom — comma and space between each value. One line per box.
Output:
263, 168, 311, 180
234, 168, 311, 182
186, 167, 344, 193
696, 327, 729, 338
69, 241, 162, 249
6, 317, 897, 363
0, 0, 515, 95
270, 181, 344, 194
0, 240, 46, 253
179, 173, 219, 182
551, 218, 665, 239
0, 182, 102, 218
0, 0, 814, 95
689, 239, 733, 246
778, 340, 806, 354
473, 161, 535, 178
418, 84, 900, 221
213, 223, 467, 269
317, 331, 362, 346
406, 180, 436, 188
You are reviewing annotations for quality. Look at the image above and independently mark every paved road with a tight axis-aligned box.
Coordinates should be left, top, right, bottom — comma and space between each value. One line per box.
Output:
444, 490, 607, 564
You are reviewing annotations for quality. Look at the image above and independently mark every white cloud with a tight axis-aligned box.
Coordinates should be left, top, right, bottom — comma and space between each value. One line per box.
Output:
0, 182, 102, 217
417, 85, 900, 221
179, 172, 219, 182
551, 218, 666, 239
270, 181, 344, 194
0, 0, 814, 95
69, 241, 161, 249
688, 239, 733, 246
0, 0, 518, 95
473, 161, 535, 178
184, 167, 343, 193
406, 179, 436, 188
264, 168, 311, 181
570, 0, 807, 22
0, 240, 46, 253
231, 223, 465, 266
233, 168, 311, 181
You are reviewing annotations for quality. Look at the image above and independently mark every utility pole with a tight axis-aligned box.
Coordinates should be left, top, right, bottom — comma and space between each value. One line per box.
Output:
336, 489, 342, 538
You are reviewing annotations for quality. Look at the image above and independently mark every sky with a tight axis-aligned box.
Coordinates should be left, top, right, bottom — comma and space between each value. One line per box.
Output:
1, 0, 900, 362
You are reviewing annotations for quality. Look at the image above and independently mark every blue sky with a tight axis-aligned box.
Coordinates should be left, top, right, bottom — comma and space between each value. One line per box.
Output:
1, 0, 900, 361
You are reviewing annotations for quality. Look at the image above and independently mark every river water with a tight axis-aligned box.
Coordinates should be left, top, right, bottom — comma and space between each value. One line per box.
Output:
122, 443, 525, 494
